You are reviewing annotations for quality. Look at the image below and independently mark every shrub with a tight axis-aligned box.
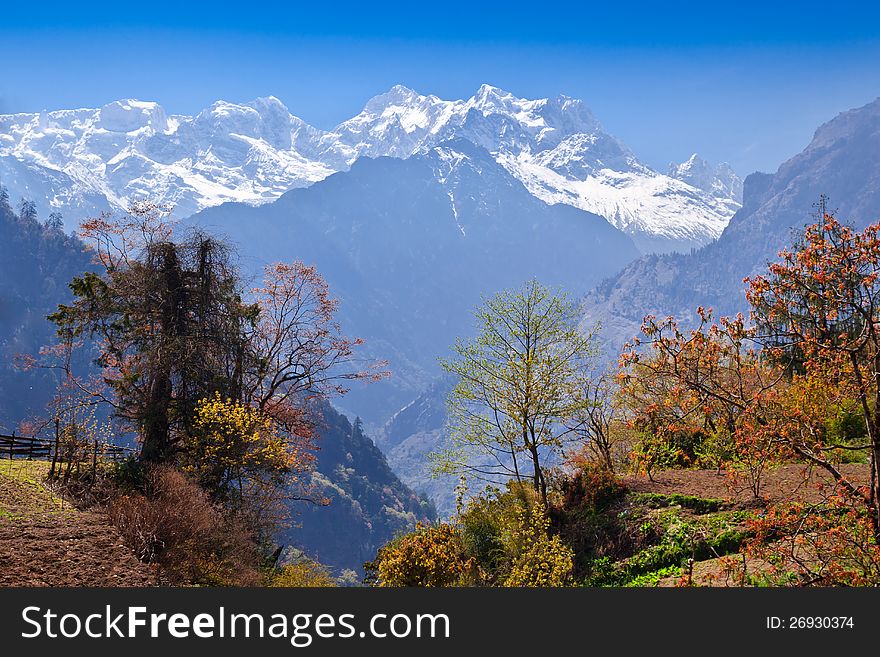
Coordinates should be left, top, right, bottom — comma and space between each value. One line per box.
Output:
367, 483, 575, 587
457, 484, 534, 578
270, 559, 336, 587
550, 466, 634, 581
559, 463, 626, 514
502, 504, 573, 587
365, 523, 478, 587
108, 465, 262, 585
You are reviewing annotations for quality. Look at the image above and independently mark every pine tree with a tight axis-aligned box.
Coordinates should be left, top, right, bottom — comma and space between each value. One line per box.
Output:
18, 198, 37, 223
45, 212, 64, 231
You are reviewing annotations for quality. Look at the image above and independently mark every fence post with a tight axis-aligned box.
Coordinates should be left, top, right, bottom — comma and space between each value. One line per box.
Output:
50, 419, 60, 479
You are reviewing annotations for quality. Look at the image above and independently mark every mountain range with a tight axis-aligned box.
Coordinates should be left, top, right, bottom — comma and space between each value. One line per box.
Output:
187, 138, 640, 423
0, 85, 741, 253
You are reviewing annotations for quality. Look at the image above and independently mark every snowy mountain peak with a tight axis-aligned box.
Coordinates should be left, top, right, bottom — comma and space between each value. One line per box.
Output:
363, 84, 426, 111
470, 83, 517, 109
668, 153, 744, 203
97, 99, 169, 134
0, 84, 743, 254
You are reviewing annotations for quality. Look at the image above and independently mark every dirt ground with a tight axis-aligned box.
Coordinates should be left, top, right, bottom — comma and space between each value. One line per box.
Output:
623, 463, 870, 506
0, 460, 156, 587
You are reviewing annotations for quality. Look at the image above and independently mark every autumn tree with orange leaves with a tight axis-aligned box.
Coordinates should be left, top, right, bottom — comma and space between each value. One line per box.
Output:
618, 310, 784, 494
746, 200, 880, 534
620, 200, 880, 584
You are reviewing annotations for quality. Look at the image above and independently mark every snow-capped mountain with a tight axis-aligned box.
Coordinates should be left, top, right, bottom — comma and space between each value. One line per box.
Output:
668, 153, 743, 206
0, 85, 742, 252
0, 97, 338, 223
331, 84, 742, 252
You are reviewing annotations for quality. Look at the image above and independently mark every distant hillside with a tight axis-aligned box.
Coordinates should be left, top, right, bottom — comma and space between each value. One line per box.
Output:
376, 377, 457, 518
0, 195, 93, 429
288, 400, 434, 574
579, 96, 880, 354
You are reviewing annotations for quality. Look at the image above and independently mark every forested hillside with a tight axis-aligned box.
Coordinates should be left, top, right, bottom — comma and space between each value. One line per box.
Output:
0, 191, 92, 428
290, 400, 434, 575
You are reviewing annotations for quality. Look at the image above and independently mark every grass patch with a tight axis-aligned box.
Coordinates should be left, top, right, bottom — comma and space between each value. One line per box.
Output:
0, 459, 52, 483
0, 459, 69, 518
623, 565, 681, 587
630, 492, 726, 514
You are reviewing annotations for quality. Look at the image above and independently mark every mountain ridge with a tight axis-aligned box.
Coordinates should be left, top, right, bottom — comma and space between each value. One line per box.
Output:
578, 95, 880, 356
1, 85, 741, 253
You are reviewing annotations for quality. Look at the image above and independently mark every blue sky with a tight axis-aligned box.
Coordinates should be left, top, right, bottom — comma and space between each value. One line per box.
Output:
2, 1, 880, 175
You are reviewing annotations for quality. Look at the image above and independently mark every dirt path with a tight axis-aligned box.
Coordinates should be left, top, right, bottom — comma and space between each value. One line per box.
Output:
0, 461, 156, 587
623, 463, 869, 505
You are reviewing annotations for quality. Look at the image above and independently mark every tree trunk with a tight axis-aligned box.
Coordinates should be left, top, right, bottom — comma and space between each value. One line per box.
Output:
529, 444, 547, 509
140, 371, 172, 462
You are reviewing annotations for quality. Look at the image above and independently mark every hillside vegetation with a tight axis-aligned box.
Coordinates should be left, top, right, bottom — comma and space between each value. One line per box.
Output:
367, 208, 880, 587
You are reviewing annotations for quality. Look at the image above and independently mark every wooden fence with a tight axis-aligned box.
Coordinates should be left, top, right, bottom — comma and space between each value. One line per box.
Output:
0, 432, 136, 464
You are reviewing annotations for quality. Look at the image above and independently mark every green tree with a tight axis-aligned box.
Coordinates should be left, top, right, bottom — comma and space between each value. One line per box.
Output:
435, 280, 597, 508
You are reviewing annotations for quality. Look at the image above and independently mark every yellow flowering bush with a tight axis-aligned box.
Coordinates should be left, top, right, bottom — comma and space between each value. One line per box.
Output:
270, 559, 337, 587
368, 486, 573, 588
183, 393, 295, 500
366, 523, 478, 587
502, 504, 574, 587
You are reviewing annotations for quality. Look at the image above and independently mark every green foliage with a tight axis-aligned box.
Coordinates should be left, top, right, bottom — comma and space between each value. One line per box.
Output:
106, 456, 149, 492
629, 430, 693, 478
822, 398, 870, 463
48, 209, 255, 463
629, 493, 725, 514
584, 508, 748, 586
622, 565, 681, 587
435, 279, 598, 506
